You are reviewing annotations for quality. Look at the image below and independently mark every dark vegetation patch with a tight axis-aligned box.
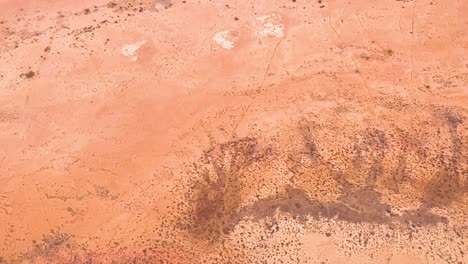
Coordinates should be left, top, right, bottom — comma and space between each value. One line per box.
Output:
422, 111, 465, 208
183, 138, 271, 242
386, 155, 408, 193
241, 123, 447, 226
349, 128, 388, 187
0, 111, 19, 122
241, 186, 445, 226
20, 71, 35, 78
107, 2, 117, 8
183, 116, 462, 243
16, 231, 75, 262
155, 0, 173, 9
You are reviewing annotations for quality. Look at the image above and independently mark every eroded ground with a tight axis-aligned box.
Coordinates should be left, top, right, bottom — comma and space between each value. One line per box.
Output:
0, 0, 467, 263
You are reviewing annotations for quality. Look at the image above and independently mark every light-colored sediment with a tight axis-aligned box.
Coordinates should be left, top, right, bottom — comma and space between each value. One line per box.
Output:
121, 40, 147, 61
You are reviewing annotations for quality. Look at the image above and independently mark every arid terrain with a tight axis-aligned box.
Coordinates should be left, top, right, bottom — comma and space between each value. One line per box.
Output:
0, 0, 467, 263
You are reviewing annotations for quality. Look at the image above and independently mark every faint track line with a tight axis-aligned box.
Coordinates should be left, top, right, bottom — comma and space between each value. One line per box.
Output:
260, 39, 283, 90
410, 1, 417, 90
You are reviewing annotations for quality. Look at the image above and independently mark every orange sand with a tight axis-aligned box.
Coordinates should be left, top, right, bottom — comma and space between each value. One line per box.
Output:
0, 0, 466, 263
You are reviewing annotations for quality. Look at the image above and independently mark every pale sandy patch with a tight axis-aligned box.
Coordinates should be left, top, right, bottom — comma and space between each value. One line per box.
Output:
121, 40, 147, 61
213, 30, 239, 49
256, 13, 284, 38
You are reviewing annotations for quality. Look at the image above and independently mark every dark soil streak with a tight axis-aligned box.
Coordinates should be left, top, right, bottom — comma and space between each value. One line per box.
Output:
185, 138, 271, 242
241, 186, 445, 226
184, 130, 449, 243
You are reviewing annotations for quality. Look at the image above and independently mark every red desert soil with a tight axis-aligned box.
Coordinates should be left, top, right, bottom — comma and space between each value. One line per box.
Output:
0, 0, 467, 263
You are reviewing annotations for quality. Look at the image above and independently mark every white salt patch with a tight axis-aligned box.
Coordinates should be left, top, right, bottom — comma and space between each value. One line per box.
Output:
256, 14, 285, 38
121, 40, 147, 61
213, 30, 239, 49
